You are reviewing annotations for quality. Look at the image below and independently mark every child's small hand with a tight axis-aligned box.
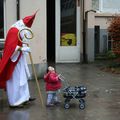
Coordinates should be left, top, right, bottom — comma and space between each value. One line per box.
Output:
58, 74, 61, 77
58, 74, 62, 79
56, 76, 59, 80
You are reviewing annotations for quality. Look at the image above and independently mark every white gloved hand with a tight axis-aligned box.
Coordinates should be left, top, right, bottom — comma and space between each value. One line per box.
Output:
21, 46, 31, 53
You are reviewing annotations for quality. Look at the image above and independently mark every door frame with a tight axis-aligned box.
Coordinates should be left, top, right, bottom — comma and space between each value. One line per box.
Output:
55, 0, 80, 63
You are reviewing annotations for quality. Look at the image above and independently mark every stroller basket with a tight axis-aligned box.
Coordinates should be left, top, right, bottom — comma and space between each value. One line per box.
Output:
63, 86, 87, 99
59, 74, 87, 109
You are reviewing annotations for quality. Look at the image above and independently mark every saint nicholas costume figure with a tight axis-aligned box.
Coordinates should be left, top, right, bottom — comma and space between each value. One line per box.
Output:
0, 12, 36, 108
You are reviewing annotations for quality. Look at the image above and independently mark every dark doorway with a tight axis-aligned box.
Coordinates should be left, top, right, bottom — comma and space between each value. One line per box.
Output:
0, 0, 4, 38
47, 0, 55, 63
94, 26, 100, 55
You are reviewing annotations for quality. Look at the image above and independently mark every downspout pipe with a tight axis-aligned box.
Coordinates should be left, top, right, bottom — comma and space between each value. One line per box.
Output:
82, 0, 86, 63
16, 0, 20, 20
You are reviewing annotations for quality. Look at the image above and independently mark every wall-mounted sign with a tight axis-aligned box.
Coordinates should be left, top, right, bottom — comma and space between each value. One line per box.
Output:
61, 33, 76, 46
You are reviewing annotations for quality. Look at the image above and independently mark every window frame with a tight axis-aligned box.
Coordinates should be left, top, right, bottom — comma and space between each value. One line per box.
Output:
100, 0, 120, 13
0, 0, 6, 41
92, 0, 120, 13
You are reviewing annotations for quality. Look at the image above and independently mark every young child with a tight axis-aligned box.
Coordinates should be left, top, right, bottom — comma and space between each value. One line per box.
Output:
44, 66, 62, 107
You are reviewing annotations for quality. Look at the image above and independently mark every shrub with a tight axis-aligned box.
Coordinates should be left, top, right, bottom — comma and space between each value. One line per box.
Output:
106, 50, 117, 59
108, 15, 120, 55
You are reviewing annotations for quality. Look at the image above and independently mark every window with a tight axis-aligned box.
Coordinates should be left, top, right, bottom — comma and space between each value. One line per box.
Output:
60, 0, 76, 46
92, 0, 120, 13
92, 0, 99, 11
0, 0, 4, 39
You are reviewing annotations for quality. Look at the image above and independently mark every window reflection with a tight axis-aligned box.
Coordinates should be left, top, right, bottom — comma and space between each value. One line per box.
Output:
92, 0, 99, 11
92, 0, 120, 13
60, 0, 76, 46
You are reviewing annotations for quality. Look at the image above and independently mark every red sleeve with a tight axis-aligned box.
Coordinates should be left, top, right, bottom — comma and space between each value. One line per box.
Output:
44, 72, 59, 83
48, 72, 58, 83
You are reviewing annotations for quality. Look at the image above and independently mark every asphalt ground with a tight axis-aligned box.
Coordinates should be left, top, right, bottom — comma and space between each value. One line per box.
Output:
0, 61, 120, 120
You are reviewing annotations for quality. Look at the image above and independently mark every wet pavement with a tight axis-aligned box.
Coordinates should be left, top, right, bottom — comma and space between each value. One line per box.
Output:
0, 61, 120, 120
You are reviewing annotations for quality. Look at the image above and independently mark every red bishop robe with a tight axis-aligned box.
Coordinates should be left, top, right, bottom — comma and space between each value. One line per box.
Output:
0, 27, 22, 89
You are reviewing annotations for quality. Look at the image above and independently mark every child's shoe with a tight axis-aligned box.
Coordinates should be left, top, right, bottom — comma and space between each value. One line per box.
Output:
54, 100, 61, 105
46, 103, 54, 107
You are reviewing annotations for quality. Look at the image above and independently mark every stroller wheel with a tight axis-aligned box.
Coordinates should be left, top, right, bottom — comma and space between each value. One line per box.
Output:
79, 103, 85, 109
64, 103, 70, 109
79, 99, 85, 109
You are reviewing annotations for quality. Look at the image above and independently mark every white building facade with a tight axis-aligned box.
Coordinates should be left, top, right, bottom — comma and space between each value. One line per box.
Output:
0, 0, 119, 77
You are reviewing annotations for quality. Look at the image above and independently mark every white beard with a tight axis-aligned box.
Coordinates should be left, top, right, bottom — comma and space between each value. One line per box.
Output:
11, 20, 25, 30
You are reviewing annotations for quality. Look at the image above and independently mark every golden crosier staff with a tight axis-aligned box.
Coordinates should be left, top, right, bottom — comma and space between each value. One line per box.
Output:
18, 28, 44, 107
18, 28, 34, 42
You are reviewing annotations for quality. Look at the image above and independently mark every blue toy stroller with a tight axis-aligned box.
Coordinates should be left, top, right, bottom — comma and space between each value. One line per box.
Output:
59, 74, 87, 109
